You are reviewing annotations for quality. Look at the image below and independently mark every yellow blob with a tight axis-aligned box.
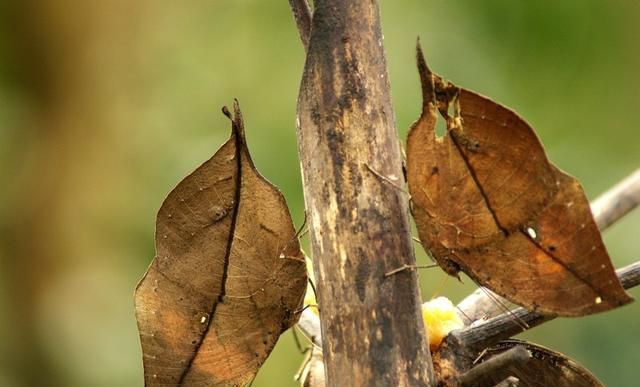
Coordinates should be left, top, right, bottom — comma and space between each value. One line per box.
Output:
422, 296, 464, 351
304, 256, 319, 315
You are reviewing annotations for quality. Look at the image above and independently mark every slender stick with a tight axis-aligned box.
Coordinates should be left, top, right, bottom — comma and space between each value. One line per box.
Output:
592, 168, 640, 230
288, 0, 312, 51
456, 287, 511, 325
456, 346, 529, 387
457, 167, 640, 323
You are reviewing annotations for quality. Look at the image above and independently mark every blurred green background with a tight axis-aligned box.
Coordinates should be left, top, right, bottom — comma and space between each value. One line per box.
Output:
0, 1, 638, 386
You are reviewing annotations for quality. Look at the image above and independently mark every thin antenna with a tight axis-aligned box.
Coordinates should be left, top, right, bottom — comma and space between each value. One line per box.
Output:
478, 286, 529, 330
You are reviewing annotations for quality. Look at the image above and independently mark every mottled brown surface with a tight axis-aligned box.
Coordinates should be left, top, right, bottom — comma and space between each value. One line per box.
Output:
472, 340, 603, 387
134, 101, 307, 386
295, 1, 433, 385
407, 44, 632, 316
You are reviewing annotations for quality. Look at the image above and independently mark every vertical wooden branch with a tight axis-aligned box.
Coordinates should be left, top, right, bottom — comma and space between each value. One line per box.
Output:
288, 0, 312, 50
295, 0, 434, 385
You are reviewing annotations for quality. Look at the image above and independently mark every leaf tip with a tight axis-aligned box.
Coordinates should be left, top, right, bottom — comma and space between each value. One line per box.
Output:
415, 39, 435, 113
222, 99, 246, 141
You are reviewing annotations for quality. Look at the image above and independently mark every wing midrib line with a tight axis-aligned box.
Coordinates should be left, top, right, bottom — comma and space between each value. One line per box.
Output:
177, 131, 243, 386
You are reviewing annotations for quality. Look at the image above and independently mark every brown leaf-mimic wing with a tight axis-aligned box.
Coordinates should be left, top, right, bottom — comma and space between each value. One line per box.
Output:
134, 101, 307, 386
473, 340, 603, 387
407, 44, 632, 316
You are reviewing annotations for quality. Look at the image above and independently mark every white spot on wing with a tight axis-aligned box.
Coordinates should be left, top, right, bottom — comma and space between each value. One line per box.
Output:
526, 227, 537, 239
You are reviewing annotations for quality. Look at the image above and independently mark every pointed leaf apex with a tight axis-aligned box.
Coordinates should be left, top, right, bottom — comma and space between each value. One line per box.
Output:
222, 100, 247, 141
415, 40, 436, 112
232, 98, 246, 140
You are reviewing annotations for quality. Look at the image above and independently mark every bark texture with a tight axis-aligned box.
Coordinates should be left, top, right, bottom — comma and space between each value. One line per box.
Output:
295, 0, 434, 385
